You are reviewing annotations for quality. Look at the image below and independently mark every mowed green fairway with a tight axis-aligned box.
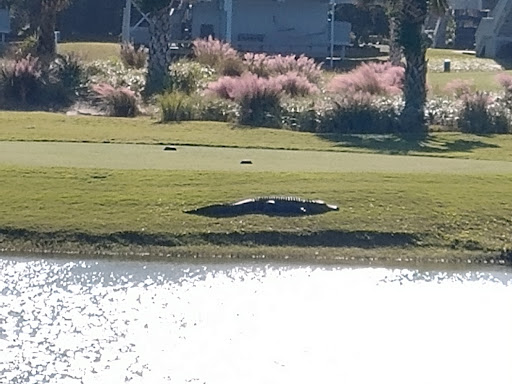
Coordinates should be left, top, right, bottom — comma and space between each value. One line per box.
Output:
1, 111, 512, 260
1, 141, 512, 173
1, 166, 511, 254
2, 111, 512, 162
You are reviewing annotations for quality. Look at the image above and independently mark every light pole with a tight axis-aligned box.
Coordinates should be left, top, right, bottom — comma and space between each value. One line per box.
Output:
329, 0, 335, 69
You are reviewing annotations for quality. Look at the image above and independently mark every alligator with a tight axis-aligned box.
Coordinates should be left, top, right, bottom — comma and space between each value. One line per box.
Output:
185, 196, 339, 217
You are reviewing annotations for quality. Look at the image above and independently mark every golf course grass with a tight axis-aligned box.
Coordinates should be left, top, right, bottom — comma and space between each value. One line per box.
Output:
3, 111, 512, 162
1, 112, 511, 263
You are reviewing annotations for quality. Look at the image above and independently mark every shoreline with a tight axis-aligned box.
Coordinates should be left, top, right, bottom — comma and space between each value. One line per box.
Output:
1, 229, 510, 266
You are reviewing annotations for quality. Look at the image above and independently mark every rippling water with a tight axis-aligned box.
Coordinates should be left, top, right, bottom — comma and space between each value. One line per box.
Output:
1, 256, 511, 384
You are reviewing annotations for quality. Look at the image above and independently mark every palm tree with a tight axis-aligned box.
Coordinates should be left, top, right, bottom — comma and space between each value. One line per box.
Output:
0, 0, 73, 58
37, 0, 72, 57
135, 0, 190, 94
399, 0, 448, 135
357, 0, 449, 135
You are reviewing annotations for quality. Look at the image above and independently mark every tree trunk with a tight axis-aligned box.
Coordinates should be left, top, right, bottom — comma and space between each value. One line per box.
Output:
400, 22, 428, 137
36, 7, 57, 58
388, 16, 402, 66
146, 2, 186, 94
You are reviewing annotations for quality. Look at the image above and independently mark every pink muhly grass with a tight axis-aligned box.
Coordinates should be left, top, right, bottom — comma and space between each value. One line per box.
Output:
327, 62, 404, 96
443, 79, 474, 98
496, 73, 512, 92
275, 71, 319, 97
243, 53, 323, 83
206, 72, 282, 102
192, 36, 239, 68
91, 83, 138, 117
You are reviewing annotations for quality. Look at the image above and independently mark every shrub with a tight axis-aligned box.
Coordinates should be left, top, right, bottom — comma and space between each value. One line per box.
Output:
243, 52, 323, 83
218, 56, 245, 76
86, 60, 146, 94
275, 71, 319, 97
14, 35, 38, 59
120, 43, 148, 69
327, 62, 404, 96
192, 36, 239, 69
443, 79, 474, 98
496, 73, 512, 107
198, 97, 239, 122
425, 97, 459, 128
320, 92, 400, 134
458, 92, 510, 134
166, 60, 215, 94
496, 73, 512, 92
159, 91, 197, 122
43, 53, 85, 104
206, 73, 282, 127
0, 55, 43, 105
281, 98, 322, 132
91, 83, 139, 117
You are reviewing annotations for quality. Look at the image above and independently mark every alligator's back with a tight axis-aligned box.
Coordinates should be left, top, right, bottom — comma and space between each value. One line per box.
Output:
185, 196, 339, 217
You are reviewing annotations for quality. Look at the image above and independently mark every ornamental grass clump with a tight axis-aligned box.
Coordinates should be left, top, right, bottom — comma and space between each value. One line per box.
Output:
443, 79, 474, 98
458, 92, 510, 134
0, 55, 43, 105
120, 43, 148, 69
206, 72, 282, 127
275, 71, 319, 97
192, 36, 243, 75
327, 62, 404, 96
45, 53, 85, 103
159, 91, 197, 122
91, 83, 139, 117
243, 52, 323, 83
320, 92, 400, 134
496, 73, 512, 106
166, 60, 215, 94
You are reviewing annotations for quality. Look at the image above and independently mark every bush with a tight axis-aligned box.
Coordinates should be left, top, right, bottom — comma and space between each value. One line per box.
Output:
14, 35, 38, 59
86, 60, 146, 94
206, 73, 282, 127
166, 60, 215, 94
45, 53, 85, 103
320, 92, 400, 134
198, 97, 239, 122
327, 62, 404, 96
496, 73, 512, 107
281, 98, 322, 132
443, 79, 474, 98
275, 71, 319, 97
0, 55, 43, 105
243, 52, 323, 83
458, 92, 510, 134
120, 43, 148, 69
159, 91, 197, 122
192, 36, 240, 70
91, 83, 139, 117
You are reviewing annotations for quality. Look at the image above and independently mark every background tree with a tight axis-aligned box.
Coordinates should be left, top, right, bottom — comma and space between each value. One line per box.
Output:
356, 0, 402, 66
0, 0, 73, 57
135, 0, 191, 94
399, 0, 448, 135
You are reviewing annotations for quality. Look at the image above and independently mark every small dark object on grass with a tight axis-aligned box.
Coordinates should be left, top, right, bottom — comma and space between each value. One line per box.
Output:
240, 159, 252, 164
185, 196, 339, 217
164, 146, 177, 151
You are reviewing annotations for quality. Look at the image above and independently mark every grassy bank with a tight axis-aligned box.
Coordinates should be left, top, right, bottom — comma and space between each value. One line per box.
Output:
2, 111, 512, 162
0, 165, 511, 262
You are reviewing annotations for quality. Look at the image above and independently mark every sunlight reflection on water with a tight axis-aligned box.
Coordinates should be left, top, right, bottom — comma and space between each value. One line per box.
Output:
0, 257, 511, 384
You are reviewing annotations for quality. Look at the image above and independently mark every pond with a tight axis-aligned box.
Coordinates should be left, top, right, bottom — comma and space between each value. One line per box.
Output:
1, 255, 511, 384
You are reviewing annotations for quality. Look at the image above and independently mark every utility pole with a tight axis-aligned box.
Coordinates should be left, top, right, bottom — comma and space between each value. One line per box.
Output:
122, 0, 132, 43
329, 0, 335, 69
